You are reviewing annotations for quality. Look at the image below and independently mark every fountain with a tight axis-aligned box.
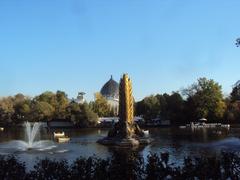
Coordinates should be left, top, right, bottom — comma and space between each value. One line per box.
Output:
98, 74, 151, 147
25, 122, 42, 149
18, 122, 57, 151
0, 122, 56, 152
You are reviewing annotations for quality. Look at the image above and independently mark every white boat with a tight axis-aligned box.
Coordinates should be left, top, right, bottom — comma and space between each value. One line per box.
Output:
179, 118, 230, 129
183, 122, 230, 129
58, 136, 70, 143
214, 130, 222, 135
53, 132, 65, 138
179, 126, 186, 129
143, 130, 149, 136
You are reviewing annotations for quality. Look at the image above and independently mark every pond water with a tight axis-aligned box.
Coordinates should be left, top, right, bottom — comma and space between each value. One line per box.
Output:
0, 126, 240, 169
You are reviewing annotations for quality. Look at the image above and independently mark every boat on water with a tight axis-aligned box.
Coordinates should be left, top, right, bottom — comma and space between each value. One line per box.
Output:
57, 136, 70, 143
179, 126, 186, 129
143, 130, 149, 137
53, 132, 65, 138
214, 130, 223, 135
179, 118, 230, 129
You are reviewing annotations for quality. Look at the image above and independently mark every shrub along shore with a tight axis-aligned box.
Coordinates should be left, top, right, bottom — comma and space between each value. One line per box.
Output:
0, 151, 239, 180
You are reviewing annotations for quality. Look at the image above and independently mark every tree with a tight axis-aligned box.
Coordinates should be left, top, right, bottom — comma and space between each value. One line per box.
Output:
236, 38, 240, 47
55, 91, 69, 119
67, 102, 98, 127
135, 95, 160, 121
183, 77, 226, 122
35, 91, 56, 107
0, 97, 14, 125
34, 91, 69, 119
224, 98, 240, 123
30, 101, 54, 122
230, 81, 240, 102
13, 94, 25, 104
136, 92, 185, 124
156, 94, 168, 118
12, 94, 31, 123
78, 103, 98, 127
0, 94, 32, 125
224, 81, 240, 123
163, 92, 185, 124
90, 93, 113, 117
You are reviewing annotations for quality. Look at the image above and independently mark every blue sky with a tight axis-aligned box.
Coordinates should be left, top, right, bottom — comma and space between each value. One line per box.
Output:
0, 0, 240, 101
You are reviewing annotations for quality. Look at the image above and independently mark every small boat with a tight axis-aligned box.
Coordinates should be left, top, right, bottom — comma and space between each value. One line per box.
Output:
0, 127, 4, 131
179, 126, 186, 129
58, 136, 70, 143
143, 130, 149, 136
53, 132, 65, 138
214, 130, 222, 135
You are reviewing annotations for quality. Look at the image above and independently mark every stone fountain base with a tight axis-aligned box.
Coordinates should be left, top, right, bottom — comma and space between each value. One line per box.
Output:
98, 121, 151, 147
97, 137, 151, 147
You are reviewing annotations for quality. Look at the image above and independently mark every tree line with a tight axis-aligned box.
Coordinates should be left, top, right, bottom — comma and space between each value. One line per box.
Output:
1, 77, 240, 126
135, 77, 240, 125
0, 91, 113, 127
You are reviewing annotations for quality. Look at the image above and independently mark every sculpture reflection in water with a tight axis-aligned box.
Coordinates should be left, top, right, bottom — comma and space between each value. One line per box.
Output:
108, 147, 144, 179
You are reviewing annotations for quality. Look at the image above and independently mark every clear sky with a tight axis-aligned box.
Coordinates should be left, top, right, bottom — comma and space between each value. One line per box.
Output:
0, 0, 240, 101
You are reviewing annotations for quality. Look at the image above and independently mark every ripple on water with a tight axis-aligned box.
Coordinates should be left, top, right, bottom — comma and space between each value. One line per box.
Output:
209, 137, 240, 150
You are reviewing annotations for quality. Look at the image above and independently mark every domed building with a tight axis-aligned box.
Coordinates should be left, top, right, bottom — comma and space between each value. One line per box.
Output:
100, 75, 119, 115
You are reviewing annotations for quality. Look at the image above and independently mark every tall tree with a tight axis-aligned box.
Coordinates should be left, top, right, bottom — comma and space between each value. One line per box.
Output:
67, 102, 98, 127
0, 97, 14, 124
79, 103, 98, 127
35, 91, 56, 107
90, 93, 113, 117
12, 94, 31, 123
224, 98, 240, 123
224, 81, 240, 123
55, 91, 69, 119
135, 95, 160, 121
30, 101, 54, 122
34, 91, 69, 119
164, 92, 185, 124
183, 78, 226, 122
230, 81, 240, 102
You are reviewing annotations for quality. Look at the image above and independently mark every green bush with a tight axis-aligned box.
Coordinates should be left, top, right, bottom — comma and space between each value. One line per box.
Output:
0, 152, 240, 180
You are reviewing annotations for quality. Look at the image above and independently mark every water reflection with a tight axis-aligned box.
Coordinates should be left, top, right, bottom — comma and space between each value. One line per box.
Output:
107, 147, 145, 179
0, 127, 239, 169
